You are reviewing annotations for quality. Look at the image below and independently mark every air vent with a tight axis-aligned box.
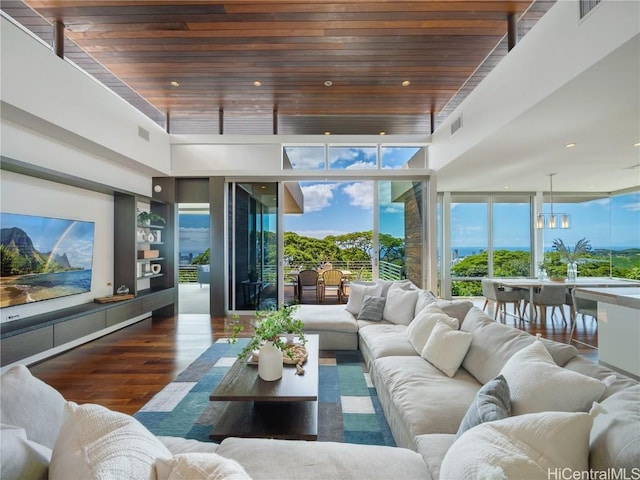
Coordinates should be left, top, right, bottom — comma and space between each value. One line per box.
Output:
138, 126, 150, 141
451, 115, 463, 136
579, 0, 601, 19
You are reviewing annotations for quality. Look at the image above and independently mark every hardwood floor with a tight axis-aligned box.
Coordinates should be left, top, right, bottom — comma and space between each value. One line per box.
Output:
28, 299, 598, 416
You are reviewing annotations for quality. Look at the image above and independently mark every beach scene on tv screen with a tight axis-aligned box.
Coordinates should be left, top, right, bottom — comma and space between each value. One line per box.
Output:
0, 213, 95, 308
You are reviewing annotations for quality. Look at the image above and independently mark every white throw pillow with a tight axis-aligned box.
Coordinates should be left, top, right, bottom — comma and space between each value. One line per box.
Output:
406, 304, 459, 355
382, 283, 419, 325
0, 365, 66, 449
345, 283, 382, 315
440, 411, 594, 480
499, 341, 606, 416
421, 320, 472, 377
156, 453, 251, 480
49, 402, 172, 480
0, 424, 51, 480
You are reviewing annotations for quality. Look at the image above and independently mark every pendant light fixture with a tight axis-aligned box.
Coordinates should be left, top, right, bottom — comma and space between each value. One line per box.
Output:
536, 173, 570, 229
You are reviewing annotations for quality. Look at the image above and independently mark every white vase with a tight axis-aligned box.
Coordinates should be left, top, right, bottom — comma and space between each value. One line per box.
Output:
258, 340, 283, 381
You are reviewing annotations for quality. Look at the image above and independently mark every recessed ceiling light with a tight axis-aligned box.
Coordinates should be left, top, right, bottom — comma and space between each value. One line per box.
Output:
170, 81, 180, 87
324, 80, 333, 87
379, 131, 386, 136
260, 185, 267, 189
253, 80, 262, 87
401, 80, 410, 87
634, 142, 640, 147
565, 143, 576, 148
504, 186, 510, 189
324, 131, 331, 135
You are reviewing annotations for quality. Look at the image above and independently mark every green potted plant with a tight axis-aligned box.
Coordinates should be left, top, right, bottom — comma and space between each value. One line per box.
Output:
137, 210, 166, 226
229, 304, 305, 381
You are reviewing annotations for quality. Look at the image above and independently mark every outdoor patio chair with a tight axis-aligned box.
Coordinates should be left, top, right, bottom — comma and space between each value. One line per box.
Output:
298, 269, 321, 303
321, 269, 345, 303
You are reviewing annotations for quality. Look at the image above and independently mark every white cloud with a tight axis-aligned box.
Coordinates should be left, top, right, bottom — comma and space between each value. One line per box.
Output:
284, 147, 324, 169
295, 229, 346, 239
342, 182, 373, 209
623, 201, 640, 212
345, 160, 377, 170
301, 183, 339, 212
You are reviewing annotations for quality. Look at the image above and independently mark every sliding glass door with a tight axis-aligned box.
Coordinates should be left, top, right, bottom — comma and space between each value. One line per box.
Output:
228, 182, 278, 311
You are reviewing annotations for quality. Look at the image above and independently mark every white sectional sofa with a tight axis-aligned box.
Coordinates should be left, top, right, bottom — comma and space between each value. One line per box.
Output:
2, 279, 638, 480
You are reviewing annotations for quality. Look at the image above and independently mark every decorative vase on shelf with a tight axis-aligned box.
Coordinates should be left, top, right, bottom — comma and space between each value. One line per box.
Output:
567, 262, 578, 282
151, 264, 162, 274
147, 233, 155, 243
258, 341, 283, 381
116, 285, 129, 295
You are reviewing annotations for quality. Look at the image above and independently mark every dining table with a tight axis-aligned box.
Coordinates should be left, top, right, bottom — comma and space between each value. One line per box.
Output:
497, 277, 640, 320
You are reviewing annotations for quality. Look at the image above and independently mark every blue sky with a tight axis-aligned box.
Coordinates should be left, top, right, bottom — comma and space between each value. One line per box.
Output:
449, 192, 640, 250
1, 213, 95, 268
178, 192, 639, 255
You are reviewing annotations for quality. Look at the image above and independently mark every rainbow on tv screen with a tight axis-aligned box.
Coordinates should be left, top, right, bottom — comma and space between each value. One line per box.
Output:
0, 212, 95, 309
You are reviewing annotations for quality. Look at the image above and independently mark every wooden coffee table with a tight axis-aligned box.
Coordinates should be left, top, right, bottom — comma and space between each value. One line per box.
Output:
209, 334, 319, 441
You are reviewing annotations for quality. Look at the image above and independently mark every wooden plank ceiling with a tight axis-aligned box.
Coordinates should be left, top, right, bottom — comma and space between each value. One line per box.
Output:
4, 1, 554, 135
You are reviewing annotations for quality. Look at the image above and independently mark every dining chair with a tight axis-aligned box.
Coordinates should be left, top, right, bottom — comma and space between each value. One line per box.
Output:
481, 278, 523, 321
569, 288, 598, 347
321, 269, 344, 303
297, 269, 321, 303
532, 284, 568, 324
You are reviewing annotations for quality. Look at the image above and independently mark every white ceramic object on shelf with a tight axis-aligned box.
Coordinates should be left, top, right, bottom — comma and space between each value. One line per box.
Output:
258, 341, 283, 381
151, 264, 162, 274
147, 233, 155, 243
137, 229, 147, 242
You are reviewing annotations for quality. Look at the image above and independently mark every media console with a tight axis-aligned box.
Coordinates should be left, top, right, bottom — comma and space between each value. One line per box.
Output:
0, 287, 175, 365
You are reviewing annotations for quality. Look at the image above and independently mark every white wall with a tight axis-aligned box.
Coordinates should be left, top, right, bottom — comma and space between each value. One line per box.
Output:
430, 0, 640, 171
0, 171, 114, 323
0, 16, 171, 177
1, 118, 152, 196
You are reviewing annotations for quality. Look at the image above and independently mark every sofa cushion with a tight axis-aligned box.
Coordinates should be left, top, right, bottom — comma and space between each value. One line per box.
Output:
382, 283, 419, 325
455, 374, 511, 438
421, 321, 473, 378
372, 356, 480, 441
158, 437, 220, 455
293, 305, 358, 333
414, 289, 437, 317
414, 434, 455, 480
156, 453, 250, 480
432, 299, 473, 325
461, 306, 579, 384
345, 283, 383, 315
440, 411, 593, 480
0, 424, 51, 480
375, 279, 414, 297
216, 437, 431, 480
499, 341, 606, 416
357, 295, 386, 322
49, 401, 172, 480
590, 385, 640, 471
563, 356, 638, 401
0, 365, 66, 449
406, 304, 459, 355
358, 324, 417, 365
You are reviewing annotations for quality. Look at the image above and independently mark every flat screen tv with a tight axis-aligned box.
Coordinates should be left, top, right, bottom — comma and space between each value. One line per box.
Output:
0, 212, 95, 308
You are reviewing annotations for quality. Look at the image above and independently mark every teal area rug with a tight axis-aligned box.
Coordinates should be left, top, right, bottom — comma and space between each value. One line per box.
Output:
134, 338, 395, 447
